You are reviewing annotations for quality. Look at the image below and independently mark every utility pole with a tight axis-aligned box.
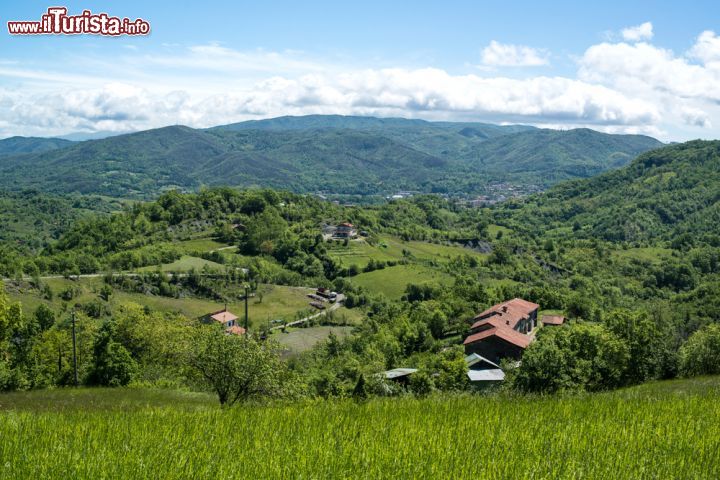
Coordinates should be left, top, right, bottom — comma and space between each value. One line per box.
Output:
71, 310, 78, 386
244, 285, 249, 331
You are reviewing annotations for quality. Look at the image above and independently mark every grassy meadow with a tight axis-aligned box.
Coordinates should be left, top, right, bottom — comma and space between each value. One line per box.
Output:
136, 254, 225, 272
349, 263, 452, 299
0, 377, 718, 479
5, 278, 319, 328
327, 236, 487, 268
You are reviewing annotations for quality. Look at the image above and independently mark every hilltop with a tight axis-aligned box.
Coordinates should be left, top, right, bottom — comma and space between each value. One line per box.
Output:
0, 136, 73, 156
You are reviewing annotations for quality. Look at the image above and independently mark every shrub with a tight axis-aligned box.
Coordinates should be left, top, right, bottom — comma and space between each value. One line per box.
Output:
679, 324, 720, 377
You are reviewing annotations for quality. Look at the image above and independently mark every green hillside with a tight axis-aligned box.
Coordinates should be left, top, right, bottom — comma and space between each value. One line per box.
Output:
0, 116, 663, 198
0, 191, 125, 250
498, 140, 720, 243
465, 128, 662, 183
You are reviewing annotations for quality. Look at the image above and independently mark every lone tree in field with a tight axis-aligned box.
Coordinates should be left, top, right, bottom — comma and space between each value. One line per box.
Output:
190, 328, 286, 406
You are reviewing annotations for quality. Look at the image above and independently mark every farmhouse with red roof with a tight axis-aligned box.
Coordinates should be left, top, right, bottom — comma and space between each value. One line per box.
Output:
463, 298, 539, 363
334, 222, 357, 239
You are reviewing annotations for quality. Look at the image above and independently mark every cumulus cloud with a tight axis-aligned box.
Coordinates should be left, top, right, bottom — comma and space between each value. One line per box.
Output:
621, 22, 653, 42
688, 30, 720, 64
579, 41, 720, 101
681, 107, 711, 128
0, 67, 662, 138
481, 41, 549, 67
3, 29, 720, 140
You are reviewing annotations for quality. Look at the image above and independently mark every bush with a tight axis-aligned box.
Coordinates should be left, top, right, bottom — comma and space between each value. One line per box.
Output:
409, 371, 434, 397
512, 323, 629, 393
679, 324, 720, 377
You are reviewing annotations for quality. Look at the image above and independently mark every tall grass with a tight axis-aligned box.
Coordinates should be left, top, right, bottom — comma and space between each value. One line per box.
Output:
0, 379, 719, 479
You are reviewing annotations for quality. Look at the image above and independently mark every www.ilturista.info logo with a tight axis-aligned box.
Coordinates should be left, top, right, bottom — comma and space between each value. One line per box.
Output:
7, 7, 150, 36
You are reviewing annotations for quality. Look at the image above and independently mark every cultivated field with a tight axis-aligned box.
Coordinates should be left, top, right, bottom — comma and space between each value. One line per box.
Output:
0, 377, 718, 478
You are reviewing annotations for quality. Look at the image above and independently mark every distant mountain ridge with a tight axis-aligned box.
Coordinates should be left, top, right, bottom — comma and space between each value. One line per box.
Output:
0, 115, 663, 198
0, 136, 73, 156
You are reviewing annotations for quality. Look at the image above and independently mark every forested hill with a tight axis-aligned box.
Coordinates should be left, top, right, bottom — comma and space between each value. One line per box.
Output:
0, 136, 73, 156
0, 115, 662, 198
496, 140, 720, 244
463, 128, 661, 183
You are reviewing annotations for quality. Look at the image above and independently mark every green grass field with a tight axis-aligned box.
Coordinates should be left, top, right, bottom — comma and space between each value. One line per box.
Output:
0, 377, 718, 478
5, 279, 316, 329
612, 247, 675, 264
173, 237, 230, 254
112, 284, 316, 326
328, 236, 486, 268
273, 325, 355, 355
349, 264, 452, 299
136, 255, 225, 272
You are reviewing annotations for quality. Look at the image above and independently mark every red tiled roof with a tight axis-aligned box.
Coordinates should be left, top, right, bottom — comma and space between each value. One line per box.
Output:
542, 315, 565, 326
210, 310, 238, 323
463, 325, 532, 349
471, 298, 539, 330
338, 222, 354, 228
225, 325, 246, 335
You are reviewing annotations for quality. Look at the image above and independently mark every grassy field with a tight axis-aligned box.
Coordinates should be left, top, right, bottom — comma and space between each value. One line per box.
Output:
136, 255, 225, 272
5, 279, 317, 329
113, 284, 316, 326
0, 377, 718, 478
173, 238, 230, 254
273, 325, 355, 355
328, 236, 486, 268
612, 247, 675, 264
349, 264, 452, 299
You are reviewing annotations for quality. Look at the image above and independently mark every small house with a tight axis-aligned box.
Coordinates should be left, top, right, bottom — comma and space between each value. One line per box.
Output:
334, 222, 357, 239
541, 315, 565, 326
463, 298, 539, 363
205, 308, 239, 329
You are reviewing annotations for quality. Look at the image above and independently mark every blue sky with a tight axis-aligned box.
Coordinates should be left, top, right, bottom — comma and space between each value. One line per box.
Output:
2, 0, 720, 140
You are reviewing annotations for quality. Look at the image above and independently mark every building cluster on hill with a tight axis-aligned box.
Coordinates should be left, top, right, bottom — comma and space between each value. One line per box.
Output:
384, 297, 564, 387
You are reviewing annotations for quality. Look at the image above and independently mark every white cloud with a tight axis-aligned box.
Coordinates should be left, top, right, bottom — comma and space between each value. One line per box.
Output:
480, 41, 549, 67
4, 28, 720, 141
681, 107, 711, 128
579, 41, 720, 100
0, 66, 662, 138
688, 30, 720, 64
621, 22, 653, 42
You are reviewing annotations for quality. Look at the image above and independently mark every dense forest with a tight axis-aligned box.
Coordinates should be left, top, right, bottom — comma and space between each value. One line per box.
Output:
0, 139, 719, 400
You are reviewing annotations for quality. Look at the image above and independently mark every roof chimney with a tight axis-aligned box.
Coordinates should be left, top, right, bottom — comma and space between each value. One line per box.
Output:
502, 305, 508, 312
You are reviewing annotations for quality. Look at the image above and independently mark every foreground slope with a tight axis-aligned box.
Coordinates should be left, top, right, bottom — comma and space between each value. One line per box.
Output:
0, 377, 718, 478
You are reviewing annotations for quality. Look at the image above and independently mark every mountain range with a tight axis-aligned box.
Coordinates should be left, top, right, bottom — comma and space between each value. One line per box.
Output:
0, 115, 663, 199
